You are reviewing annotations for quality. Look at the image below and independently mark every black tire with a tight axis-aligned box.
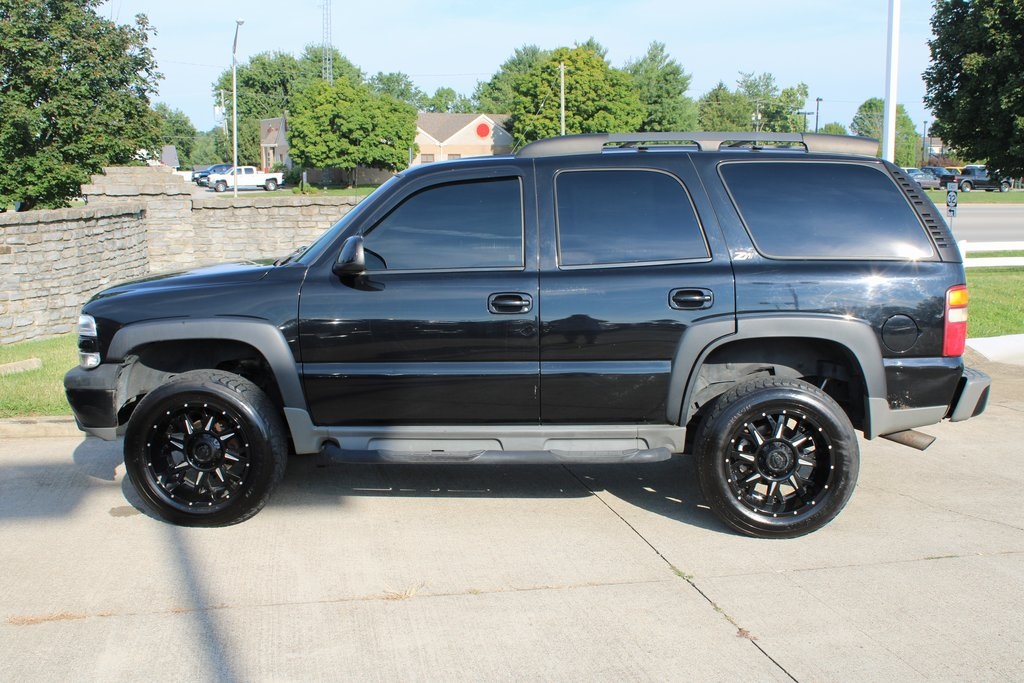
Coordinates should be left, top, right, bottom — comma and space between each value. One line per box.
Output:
960, 180, 973, 192
123, 370, 288, 526
264, 179, 278, 191
1000, 181, 1010, 193
214, 180, 227, 193
694, 377, 859, 538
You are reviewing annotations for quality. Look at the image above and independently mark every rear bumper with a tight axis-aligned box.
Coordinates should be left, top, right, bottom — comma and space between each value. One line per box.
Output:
947, 366, 991, 421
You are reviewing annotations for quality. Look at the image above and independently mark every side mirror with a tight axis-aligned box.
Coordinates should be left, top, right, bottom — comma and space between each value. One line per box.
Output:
333, 235, 366, 276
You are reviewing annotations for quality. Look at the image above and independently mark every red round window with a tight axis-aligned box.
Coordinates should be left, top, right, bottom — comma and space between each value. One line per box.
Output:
476, 122, 491, 138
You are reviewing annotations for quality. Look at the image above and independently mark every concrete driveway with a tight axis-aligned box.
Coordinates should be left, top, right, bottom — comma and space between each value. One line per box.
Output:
2, 354, 1022, 681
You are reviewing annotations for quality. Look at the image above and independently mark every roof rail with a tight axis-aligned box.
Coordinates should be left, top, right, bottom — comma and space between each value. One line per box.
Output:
516, 132, 879, 158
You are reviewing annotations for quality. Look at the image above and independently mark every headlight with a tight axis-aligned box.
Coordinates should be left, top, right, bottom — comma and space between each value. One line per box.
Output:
77, 314, 101, 368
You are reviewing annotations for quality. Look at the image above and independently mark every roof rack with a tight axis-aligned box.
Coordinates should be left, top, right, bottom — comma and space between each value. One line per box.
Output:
515, 132, 879, 159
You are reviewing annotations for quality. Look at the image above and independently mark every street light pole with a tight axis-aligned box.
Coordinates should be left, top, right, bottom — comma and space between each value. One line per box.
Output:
232, 19, 244, 198
814, 97, 822, 133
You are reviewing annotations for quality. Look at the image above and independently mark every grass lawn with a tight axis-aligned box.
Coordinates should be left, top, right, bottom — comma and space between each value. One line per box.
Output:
924, 189, 1024, 203
292, 184, 377, 197
966, 267, 1024, 338
1, 270, 1021, 418
0, 334, 77, 418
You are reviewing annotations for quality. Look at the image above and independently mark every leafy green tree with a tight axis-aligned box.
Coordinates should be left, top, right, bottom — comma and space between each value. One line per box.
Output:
422, 87, 474, 113
851, 97, 920, 166
191, 129, 224, 166
153, 104, 197, 168
0, 0, 161, 210
624, 41, 697, 132
737, 72, 809, 132
508, 46, 644, 145
697, 82, 752, 131
288, 79, 416, 177
924, 0, 1024, 175
369, 71, 426, 109
820, 122, 849, 136
474, 44, 550, 113
213, 119, 260, 167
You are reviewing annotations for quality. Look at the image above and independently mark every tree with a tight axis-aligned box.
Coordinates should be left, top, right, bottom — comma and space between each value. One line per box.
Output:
0, 0, 161, 210
924, 0, 1024, 175
737, 72, 809, 132
421, 87, 474, 113
820, 122, 849, 136
153, 104, 197, 168
851, 98, 920, 166
474, 44, 550, 113
191, 129, 223, 165
288, 79, 416, 178
369, 71, 426, 109
624, 41, 697, 132
697, 82, 752, 131
508, 46, 644, 145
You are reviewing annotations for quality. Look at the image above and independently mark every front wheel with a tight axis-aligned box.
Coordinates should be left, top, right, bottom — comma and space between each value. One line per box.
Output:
214, 180, 227, 193
694, 377, 859, 538
960, 180, 973, 192
1000, 181, 1010, 193
123, 370, 288, 526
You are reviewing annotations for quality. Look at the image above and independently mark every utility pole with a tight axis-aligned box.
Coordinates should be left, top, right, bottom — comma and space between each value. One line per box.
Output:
322, 0, 333, 84
882, 0, 901, 162
232, 19, 244, 197
814, 97, 822, 133
922, 121, 928, 165
559, 62, 566, 136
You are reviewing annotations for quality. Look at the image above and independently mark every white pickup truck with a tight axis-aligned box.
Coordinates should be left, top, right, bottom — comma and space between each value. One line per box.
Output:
207, 166, 284, 192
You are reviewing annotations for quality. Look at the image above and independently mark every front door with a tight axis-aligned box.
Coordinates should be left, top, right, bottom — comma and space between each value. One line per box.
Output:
298, 171, 539, 426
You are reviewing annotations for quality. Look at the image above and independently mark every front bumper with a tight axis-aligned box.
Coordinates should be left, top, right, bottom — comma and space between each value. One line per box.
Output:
64, 364, 121, 440
947, 366, 991, 421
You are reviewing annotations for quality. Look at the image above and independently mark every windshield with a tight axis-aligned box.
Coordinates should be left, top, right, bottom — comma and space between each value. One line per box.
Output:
294, 174, 403, 266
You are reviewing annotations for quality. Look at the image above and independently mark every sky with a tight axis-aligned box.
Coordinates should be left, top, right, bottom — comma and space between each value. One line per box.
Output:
99, 0, 939, 138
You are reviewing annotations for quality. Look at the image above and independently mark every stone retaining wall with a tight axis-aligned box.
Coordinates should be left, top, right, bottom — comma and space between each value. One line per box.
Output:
0, 203, 147, 343
2, 166, 361, 344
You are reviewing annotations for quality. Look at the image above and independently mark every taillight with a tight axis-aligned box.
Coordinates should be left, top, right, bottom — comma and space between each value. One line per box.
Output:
943, 285, 969, 357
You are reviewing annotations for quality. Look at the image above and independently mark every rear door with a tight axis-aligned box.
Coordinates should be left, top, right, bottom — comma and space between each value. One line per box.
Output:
534, 155, 735, 424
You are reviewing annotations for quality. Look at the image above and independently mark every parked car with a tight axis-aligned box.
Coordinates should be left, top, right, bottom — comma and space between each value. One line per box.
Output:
65, 131, 990, 538
906, 169, 941, 190
921, 166, 950, 179
192, 163, 232, 186
206, 166, 284, 192
938, 165, 1010, 192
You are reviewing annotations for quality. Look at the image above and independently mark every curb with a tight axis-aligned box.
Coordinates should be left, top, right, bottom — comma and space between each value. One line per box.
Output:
0, 416, 84, 439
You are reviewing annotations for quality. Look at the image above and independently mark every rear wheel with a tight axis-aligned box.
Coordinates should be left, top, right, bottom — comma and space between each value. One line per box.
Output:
264, 179, 278, 191
694, 377, 859, 538
123, 370, 288, 526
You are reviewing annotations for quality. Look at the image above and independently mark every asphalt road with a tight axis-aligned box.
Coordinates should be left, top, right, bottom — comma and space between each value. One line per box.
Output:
946, 203, 1024, 242
1, 352, 1022, 681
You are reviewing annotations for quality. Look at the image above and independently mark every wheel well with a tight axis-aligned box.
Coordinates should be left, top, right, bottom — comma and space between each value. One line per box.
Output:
116, 339, 283, 425
685, 337, 866, 431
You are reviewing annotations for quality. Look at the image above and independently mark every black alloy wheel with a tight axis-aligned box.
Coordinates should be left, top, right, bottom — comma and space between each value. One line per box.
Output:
124, 370, 287, 526
695, 377, 859, 538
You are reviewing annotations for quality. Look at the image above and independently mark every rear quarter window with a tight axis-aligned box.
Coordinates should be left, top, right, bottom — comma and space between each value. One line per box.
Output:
720, 161, 935, 260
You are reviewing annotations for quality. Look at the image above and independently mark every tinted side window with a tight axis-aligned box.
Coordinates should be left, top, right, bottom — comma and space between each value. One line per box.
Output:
555, 169, 708, 267
364, 177, 523, 270
720, 162, 934, 259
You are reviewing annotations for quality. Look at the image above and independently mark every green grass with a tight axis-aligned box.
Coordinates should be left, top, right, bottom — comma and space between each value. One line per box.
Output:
966, 267, 1024, 338
291, 184, 378, 197
924, 189, 1024, 203
0, 334, 77, 418
967, 250, 1024, 258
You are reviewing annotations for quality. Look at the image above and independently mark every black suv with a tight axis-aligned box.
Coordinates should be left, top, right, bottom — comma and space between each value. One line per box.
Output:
64, 132, 991, 537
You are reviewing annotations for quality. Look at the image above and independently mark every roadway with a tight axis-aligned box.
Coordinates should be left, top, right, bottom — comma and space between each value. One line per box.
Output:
943, 203, 1024, 242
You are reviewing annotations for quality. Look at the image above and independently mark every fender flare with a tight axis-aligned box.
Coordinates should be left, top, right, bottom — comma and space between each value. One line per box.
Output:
671, 314, 885, 427
107, 318, 307, 411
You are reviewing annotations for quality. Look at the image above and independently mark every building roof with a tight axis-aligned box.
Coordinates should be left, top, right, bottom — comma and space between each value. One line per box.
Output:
416, 113, 511, 143
260, 117, 288, 146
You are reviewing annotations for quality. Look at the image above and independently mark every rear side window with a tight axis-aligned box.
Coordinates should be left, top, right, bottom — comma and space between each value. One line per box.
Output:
720, 162, 934, 260
555, 169, 709, 267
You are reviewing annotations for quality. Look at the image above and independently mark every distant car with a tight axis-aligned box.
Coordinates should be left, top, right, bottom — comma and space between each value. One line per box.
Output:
938, 165, 1010, 193
921, 166, 949, 178
907, 169, 941, 190
192, 163, 232, 186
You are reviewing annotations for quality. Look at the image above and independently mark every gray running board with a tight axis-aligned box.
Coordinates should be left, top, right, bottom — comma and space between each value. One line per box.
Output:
319, 441, 671, 465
